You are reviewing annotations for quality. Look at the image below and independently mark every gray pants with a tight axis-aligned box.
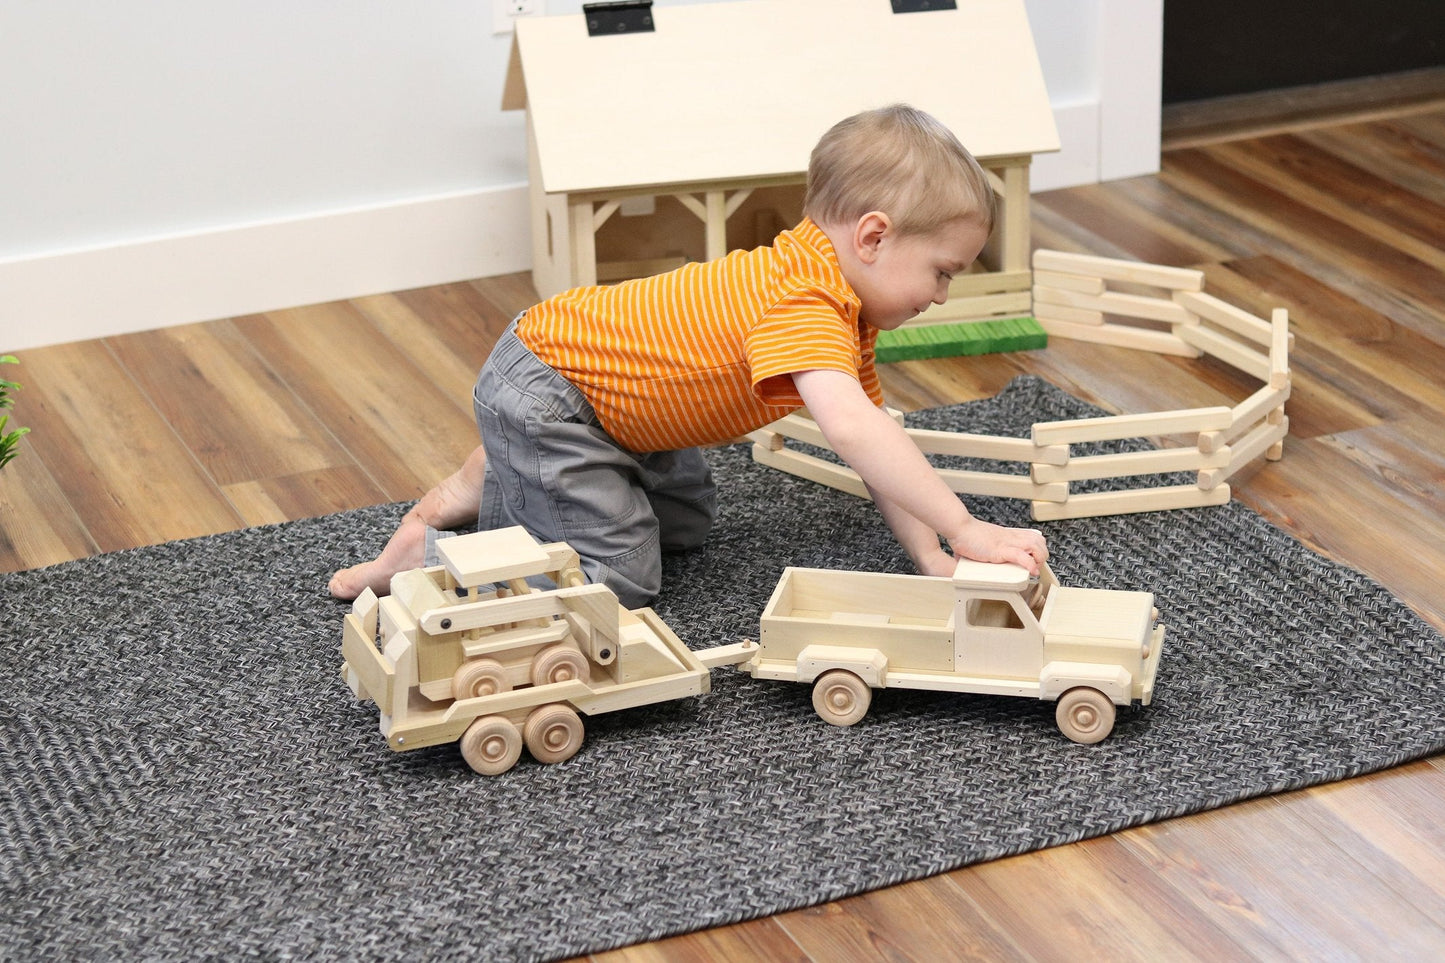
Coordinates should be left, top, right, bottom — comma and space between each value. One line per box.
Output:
467, 322, 717, 608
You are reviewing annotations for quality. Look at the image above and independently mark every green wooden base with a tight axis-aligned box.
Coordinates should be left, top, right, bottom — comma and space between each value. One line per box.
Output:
874, 316, 1048, 363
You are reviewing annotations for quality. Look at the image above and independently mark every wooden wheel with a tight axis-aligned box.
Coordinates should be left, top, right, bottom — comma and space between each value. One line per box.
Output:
523, 703, 585, 764
1055, 687, 1116, 744
811, 670, 871, 726
458, 715, 522, 775
530, 644, 591, 687
452, 658, 510, 700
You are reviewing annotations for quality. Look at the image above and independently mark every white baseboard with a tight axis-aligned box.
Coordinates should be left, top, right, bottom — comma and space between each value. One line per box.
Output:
0, 184, 533, 352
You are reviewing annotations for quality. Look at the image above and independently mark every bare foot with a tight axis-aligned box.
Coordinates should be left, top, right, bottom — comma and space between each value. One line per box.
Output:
414, 444, 489, 531
328, 509, 428, 600
329, 445, 489, 600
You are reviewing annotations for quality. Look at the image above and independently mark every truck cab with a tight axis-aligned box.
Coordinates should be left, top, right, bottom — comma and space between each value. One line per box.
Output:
954, 559, 1160, 720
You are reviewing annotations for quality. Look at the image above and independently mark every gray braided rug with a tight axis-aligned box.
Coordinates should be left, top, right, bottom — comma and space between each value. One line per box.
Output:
3, 376, 1442, 962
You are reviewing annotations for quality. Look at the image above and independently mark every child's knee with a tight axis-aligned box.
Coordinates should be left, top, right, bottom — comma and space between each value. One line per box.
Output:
655, 490, 717, 552
580, 535, 663, 609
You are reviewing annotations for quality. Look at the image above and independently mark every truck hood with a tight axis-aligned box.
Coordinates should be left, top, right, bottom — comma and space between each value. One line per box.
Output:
1040, 586, 1155, 645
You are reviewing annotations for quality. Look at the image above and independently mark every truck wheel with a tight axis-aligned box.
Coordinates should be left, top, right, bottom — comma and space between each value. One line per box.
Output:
459, 715, 523, 775
452, 658, 511, 700
524, 703, 585, 764
531, 644, 591, 686
1056, 687, 1116, 744
812, 670, 871, 726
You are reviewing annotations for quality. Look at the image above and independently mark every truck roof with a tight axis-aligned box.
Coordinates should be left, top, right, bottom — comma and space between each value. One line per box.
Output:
951, 559, 1034, 591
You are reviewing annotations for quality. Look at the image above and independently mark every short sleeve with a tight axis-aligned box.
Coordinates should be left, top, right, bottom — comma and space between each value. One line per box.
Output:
745, 286, 866, 407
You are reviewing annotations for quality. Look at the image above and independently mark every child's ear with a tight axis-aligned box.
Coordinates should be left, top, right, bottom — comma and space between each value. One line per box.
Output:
853, 211, 892, 264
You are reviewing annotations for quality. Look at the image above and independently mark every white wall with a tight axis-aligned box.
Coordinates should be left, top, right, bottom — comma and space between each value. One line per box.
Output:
0, 0, 1161, 352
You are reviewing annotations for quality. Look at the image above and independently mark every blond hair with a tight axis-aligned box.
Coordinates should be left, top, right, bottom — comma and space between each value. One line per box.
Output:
803, 104, 997, 237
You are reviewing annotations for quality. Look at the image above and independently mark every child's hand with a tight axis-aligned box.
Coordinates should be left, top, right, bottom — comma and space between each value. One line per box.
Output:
914, 545, 962, 578
947, 518, 1049, 576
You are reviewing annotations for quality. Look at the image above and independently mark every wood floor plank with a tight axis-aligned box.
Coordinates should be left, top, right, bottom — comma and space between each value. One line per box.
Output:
469, 272, 546, 319
1092, 173, 1286, 267
351, 281, 510, 409
775, 875, 1027, 961
945, 834, 1264, 961
1217, 255, 1445, 417
1304, 761, 1445, 912
1319, 412, 1445, 523
1119, 795, 1445, 959
1394, 111, 1445, 155
233, 301, 482, 503
877, 352, 1031, 412
221, 466, 390, 528
11, 339, 242, 551
107, 320, 359, 488
1030, 182, 1230, 267
582, 916, 809, 963
1207, 134, 1445, 272
0, 433, 98, 572
1230, 434, 1442, 630
1298, 117, 1445, 205
1027, 201, 1142, 262
1161, 147, 1445, 336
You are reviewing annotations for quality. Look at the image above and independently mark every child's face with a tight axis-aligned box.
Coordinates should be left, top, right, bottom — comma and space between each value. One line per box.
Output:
847, 217, 990, 330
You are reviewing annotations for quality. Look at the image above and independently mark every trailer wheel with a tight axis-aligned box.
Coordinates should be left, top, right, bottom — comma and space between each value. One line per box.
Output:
453, 658, 511, 700
1055, 687, 1116, 744
531, 644, 591, 686
459, 715, 523, 775
812, 670, 871, 726
524, 704, 585, 764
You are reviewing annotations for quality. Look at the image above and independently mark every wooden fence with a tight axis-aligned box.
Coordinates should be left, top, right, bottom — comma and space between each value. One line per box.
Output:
748, 249, 1292, 521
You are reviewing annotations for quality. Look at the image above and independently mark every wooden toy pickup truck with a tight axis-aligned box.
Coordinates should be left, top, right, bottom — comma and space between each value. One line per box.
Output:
738, 560, 1164, 743
340, 527, 753, 775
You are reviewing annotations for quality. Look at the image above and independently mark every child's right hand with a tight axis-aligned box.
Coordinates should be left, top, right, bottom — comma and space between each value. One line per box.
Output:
947, 518, 1049, 576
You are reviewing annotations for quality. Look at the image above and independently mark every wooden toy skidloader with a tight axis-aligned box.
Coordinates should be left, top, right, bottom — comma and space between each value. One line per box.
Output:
740, 560, 1164, 743
340, 526, 753, 775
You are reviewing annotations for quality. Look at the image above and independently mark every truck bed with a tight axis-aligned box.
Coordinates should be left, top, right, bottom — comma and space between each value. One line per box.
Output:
757, 567, 957, 673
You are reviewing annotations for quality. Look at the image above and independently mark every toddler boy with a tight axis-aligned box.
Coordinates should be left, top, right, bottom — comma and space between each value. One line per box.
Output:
330, 104, 1047, 607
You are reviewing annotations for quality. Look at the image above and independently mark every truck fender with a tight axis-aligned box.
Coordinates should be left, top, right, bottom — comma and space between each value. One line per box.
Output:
1040, 661, 1131, 704
796, 644, 889, 687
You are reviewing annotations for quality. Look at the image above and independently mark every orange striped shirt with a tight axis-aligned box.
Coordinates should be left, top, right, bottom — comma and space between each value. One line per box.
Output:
516, 218, 884, 453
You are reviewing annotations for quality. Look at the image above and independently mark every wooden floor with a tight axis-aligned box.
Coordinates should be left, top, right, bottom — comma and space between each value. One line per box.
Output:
4, 95, 1445, 960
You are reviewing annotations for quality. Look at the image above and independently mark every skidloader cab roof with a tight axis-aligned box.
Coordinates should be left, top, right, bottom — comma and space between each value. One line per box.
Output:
435, 527, 552, 587
952, 559, 1034, 592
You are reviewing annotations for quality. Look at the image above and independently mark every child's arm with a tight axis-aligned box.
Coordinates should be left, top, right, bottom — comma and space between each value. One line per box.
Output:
792, 368, 1048, 575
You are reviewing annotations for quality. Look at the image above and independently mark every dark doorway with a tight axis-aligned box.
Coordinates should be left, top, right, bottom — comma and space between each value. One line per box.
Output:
1164, 0, 1444, 103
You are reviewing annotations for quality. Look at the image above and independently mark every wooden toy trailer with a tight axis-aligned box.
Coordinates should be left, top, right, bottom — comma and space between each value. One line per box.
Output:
340, 527, 753, 775
740, 559, 1164, 743
750, 249, 1293, 521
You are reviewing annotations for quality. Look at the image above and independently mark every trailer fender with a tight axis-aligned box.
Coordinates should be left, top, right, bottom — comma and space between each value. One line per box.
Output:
1040, 662, 1131, 704
796, 645, 889, 686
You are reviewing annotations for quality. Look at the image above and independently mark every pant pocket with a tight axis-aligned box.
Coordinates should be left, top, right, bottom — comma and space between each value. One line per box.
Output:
476, 394, 531, 516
